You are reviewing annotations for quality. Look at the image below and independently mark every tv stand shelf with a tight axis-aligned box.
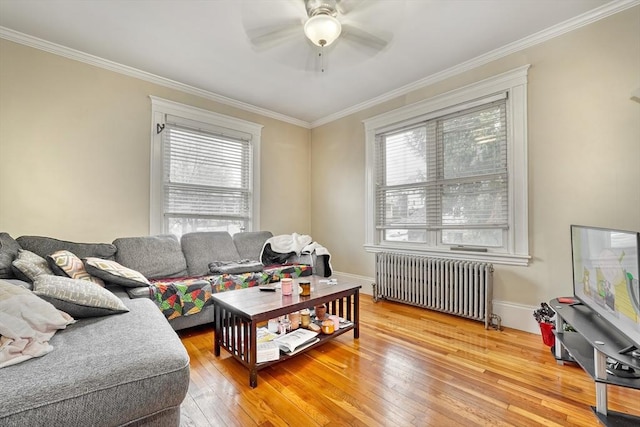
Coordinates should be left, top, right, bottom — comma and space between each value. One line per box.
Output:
550, 299, 640, 426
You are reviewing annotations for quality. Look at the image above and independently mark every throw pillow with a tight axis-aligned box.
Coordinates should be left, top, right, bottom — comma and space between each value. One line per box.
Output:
84, 257, 150, 288
0, 279, 75, 368
11, 249, 54, 282
47, 250, 105, 287
32, 275, 129, 318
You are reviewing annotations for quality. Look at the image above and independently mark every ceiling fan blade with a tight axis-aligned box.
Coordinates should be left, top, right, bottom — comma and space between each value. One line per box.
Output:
246, 20, 302, 50
341, 23, 391, 51
335, 0, 373, 16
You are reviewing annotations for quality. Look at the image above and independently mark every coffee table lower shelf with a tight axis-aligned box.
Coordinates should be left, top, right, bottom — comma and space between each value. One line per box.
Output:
254, 324, 355, 376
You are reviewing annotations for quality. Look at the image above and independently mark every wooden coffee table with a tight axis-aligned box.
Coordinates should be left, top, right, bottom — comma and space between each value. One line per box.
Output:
212, 276, 360, 387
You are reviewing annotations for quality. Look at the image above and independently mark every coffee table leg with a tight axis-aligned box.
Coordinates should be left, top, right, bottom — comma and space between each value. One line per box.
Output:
250, 368, 258, 388
213, 304, 221, 356
354, 290, 360, 339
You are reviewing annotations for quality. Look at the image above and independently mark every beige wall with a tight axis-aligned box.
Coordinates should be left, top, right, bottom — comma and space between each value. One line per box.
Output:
310, 7, 640, 311
1, 7, 638, 328
0, 39, 311, 242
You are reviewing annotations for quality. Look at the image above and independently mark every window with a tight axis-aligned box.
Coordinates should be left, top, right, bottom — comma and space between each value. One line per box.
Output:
377, 97, 507, 246
150, 97, 262, 237
364, 66, 530, 266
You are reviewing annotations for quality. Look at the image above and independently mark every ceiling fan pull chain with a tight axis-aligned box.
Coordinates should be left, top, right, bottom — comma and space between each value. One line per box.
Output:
320, 44, 325, 73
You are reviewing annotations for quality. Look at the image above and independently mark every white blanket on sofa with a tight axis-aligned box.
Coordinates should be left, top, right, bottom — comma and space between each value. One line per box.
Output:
265, 233, 313, 255
260, 233, 333, 275
0, 280, 75, 368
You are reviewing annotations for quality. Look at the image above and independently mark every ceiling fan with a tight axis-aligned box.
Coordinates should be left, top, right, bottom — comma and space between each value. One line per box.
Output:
244, 0, 392, 68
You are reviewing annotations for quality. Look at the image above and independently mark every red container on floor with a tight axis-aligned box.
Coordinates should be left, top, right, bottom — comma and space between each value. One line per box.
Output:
539, 322, 555, 347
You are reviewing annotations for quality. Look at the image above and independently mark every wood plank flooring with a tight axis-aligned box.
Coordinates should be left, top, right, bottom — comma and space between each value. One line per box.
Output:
177, 296, 639, 426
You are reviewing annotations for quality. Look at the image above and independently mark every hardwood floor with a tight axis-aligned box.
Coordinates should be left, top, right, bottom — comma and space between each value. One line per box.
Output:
177, 296, 639, 426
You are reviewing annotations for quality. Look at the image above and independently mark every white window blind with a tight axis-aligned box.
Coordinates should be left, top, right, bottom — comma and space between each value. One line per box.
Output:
375, 97, 508, 248
162, 119, 252, 236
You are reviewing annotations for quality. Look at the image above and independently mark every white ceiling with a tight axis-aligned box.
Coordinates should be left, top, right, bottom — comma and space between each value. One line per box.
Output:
0, 0, 630, 127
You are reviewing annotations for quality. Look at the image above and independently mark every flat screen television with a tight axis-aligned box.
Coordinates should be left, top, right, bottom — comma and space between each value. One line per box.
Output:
571, 225, 640, 356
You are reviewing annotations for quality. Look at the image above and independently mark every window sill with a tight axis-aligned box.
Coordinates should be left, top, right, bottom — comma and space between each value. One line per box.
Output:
363, 244, 530, 266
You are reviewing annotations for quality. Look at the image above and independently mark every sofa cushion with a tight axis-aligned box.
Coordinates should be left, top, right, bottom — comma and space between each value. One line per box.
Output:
0, 233, 21, 279
181, 231, 241, 277
32, 275, 129, 318
0, 297, 190, 426
113, 234, 188, 279
84, 257, 150, 288
47, 250, 105, 287
11, 250, 54, 282
233, 231, 273, 261
16, 235, 117, 260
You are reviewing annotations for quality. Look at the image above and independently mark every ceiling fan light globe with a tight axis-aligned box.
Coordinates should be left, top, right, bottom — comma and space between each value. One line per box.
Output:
304, 14, 342, 47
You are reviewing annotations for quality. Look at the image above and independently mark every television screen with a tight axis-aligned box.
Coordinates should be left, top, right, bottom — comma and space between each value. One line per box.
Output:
571, 225, 640, 351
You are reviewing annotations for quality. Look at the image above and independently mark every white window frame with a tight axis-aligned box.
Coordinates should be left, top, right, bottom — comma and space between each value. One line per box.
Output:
149, 96, 262, 236
363, 66, 531, 266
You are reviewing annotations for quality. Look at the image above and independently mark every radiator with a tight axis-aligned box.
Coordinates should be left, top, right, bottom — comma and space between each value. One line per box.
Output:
373, 253, 495, 329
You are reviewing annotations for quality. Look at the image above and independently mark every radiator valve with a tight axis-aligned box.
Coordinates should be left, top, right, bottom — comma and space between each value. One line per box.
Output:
489, 314, 502, 331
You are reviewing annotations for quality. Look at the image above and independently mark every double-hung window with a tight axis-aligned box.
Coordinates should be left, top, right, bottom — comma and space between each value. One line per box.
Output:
150, 97, 262, 237
364, 66, 530, 266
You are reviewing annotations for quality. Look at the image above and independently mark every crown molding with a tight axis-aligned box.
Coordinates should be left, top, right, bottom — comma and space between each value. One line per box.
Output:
310, 0, 640, 128
1, 0, 636, 130
0, 26, 312, 129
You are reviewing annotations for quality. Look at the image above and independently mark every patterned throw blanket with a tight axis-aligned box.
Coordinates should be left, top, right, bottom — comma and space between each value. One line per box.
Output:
150, 277, 213, 320
150, 264, 312, 320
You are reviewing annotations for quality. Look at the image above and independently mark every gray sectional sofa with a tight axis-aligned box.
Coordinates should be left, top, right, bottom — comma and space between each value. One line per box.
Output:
8, 230, 327, 330
0, 230, 329, 426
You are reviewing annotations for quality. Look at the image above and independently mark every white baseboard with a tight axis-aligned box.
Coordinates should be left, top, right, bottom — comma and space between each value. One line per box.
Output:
331, 271, 376, 295
492, 300, 540, 334
331, 271, 540, 334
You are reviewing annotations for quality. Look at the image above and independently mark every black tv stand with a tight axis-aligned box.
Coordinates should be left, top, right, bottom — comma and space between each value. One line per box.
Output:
618, 344, 639, 356
550, 298, 640, 426
607, 359, 640, 379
